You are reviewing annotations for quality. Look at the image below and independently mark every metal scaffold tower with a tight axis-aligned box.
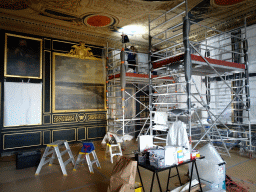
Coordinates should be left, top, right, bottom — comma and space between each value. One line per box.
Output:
105, 37, 173, 139
146, 0, 252, 156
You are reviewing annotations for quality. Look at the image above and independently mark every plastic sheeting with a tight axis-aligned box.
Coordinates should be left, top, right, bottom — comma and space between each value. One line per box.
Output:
190, 143, 226, 191
154, 111, 168, 125
166, 121, 189, 149
101, 132, 133, 144
101, 132, 123, 144
152, 124, 169, 131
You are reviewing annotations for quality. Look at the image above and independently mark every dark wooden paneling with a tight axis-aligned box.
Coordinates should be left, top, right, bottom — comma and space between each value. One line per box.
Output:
77, 127, 86, 141
52, 40, 75, 52
98, 126, 106, 138
52, 128, 76, 142
3, 132, 41, 150
43, 115, 51, 124
44, 39, 51, 50
0, 30, 106, 154
43, 130, 51, 145
44, 51, 51, 113
87, 126, 106, 140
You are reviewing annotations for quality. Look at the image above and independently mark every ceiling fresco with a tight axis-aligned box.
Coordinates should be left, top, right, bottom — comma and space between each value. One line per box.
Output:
1, 0, 256, 50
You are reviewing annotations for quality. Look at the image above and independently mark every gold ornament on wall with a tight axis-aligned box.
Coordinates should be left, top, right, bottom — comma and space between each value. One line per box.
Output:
67, 42, 97, 60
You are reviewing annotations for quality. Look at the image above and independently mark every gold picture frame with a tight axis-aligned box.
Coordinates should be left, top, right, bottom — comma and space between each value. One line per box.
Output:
52, 52, 106, 113
4, 33, 42, 79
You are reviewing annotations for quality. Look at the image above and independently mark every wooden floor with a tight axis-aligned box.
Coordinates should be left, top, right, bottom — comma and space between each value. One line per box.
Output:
0, 140, 255, 192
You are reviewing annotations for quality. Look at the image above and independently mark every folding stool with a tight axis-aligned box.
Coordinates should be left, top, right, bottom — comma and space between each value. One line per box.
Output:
73, 142, 101, 173
35, 140, 75, 176
105, 143, 122, 164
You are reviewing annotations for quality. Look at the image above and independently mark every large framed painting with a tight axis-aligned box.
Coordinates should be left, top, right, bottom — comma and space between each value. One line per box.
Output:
52, 52, 106, 113
4, 33, 42, 79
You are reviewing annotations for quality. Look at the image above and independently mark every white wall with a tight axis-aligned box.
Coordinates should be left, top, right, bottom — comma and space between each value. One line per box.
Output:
197, 24, 256, 123
245, 25, 256, 72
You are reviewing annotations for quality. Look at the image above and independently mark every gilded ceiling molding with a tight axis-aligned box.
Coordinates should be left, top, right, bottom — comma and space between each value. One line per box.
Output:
0, 13, 149, 51
0, 13, 107, 47
27, 0, 85, 13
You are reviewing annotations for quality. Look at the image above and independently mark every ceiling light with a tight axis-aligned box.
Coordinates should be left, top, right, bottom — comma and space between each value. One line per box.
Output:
119, 25, 147, 35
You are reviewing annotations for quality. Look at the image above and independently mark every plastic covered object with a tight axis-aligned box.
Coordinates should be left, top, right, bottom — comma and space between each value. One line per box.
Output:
190, 143, 226, 190
152, 124, 169, 131
166, 121, 189, 149
199, 143, 224, 164
122, 134, 133, 141
138, 135, 153, 152
149, 156, 165, 168
102, 132, 123, 144
165, 146, 178, 166
154, 111, 168, 125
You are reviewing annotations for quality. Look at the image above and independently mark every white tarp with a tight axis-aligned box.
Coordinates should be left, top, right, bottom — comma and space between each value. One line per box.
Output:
4, 82, 42, 127
102, 132, 133, 144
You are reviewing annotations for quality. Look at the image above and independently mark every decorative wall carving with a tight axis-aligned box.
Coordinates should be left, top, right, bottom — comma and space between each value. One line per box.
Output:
67, 42, 95, 59
52, 113, 106, 123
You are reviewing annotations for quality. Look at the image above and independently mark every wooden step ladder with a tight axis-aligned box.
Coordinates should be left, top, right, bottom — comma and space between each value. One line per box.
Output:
35, 140, 75, 176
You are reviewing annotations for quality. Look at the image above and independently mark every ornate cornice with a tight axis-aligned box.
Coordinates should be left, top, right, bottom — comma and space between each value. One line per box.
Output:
0, 13, 149, 51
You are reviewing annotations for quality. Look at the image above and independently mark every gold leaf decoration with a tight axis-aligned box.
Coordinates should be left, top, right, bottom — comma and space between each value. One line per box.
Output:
67, 42, 97, 60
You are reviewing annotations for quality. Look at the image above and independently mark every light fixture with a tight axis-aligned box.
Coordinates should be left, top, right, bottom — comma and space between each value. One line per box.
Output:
119, 25, 147, 35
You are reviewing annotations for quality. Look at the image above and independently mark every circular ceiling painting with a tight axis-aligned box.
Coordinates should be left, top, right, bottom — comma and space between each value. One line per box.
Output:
86, 15, 112, 27
83, 13, 118, 28
213, 0, 245, 6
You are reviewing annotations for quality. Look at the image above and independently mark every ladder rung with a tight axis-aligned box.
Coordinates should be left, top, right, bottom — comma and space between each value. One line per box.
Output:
45, 149, 54, 156
153, 136, 167, 141
43, 158, 52, 165
48, 140, 65, 146
61, 149, 69, 156
91, 160, 97, 164
64, 158, 73, 166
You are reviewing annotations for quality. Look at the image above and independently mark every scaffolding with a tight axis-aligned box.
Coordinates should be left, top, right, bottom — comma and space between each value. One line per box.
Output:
106, 39, 173, 139
146, 0, 252, 156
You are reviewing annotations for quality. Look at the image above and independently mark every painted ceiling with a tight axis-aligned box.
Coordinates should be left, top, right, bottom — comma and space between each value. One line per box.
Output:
1, 0, 256, 50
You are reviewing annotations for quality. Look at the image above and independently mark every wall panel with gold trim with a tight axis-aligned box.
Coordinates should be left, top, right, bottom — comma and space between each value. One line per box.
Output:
52, 128, 76, 142
3, 131, 41, 150
77, 127, 86, 141
87, 126, 106, 140
43, 130, 51, 145
0, 30, 106, 155
43, 50, 51, 113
